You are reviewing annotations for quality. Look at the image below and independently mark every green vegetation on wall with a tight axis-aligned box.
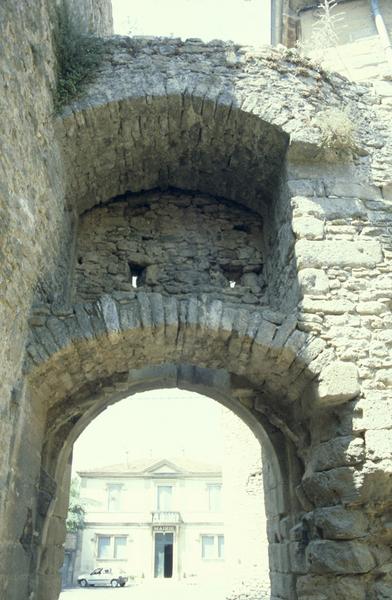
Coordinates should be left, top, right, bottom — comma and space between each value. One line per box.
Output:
53, 2, 105, 111
66, 477, 85, 533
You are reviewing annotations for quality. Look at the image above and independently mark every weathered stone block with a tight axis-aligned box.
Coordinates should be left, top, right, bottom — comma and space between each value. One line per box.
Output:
98, 294, 120, 332
293, 215, 324, 240
375, 369, 392, 386
324, 181, 381, 200
297, 574, 367, 600
298, 268, 329, 296
269, 542, 291, 573
356, 301, 385, 315
296, 239, 382, 269
306, 540, 376, 574
306, 506, 368, 539
137, 292, 152, 328
149, 293, 165, 327
118, 301, 141, 331
318, 361, 360, 405
301, 298, 354, 315
270, 572, 296, 598
353, 394, 392, 431
289, 541, 307, 573
311, 436, 365, 471
365, 429, 392, 461
302, 467, 363, 505
292, 195, 367, 219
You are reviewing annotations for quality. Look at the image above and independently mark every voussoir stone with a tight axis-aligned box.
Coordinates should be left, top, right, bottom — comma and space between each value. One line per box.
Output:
318, 361, 360, 405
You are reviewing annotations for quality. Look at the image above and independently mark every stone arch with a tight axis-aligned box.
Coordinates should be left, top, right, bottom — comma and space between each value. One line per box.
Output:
60, 94, 289, 215
57, 92, 299, 313
57, 37, 339, 217
25, 291, 329, 600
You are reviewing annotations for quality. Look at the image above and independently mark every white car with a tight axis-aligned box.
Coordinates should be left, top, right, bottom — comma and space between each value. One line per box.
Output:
77, 567, 128, 587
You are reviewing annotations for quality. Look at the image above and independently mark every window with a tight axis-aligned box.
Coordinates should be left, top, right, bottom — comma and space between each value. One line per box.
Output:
114, 536, 127, 559
207, 483, 222, 512
128, 263, 145, 288
218, 534, 224, 559
97, 535, 127, 559
157, 485, 172, 510
97, 536, 111, 559
107, 484, 122, 512
201, 535, 224, 560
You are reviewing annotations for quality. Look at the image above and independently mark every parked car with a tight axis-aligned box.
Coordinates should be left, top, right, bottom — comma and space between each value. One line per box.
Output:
77, 567, 128, 587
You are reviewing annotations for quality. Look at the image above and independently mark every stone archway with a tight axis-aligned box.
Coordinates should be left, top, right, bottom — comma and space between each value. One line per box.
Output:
2, 21, 392, 600
26, 294, 318, 600
23, 41, 388, 599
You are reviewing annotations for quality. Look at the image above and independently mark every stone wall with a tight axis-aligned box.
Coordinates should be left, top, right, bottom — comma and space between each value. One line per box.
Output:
62, 0, 113, 36
0, 2, 64, 596
74, 191, 265, 305
287, 167, 392, 600
0, 1, 112, 598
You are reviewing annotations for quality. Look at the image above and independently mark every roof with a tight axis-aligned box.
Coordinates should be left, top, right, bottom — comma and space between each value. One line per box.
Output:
77, 456, 221, 478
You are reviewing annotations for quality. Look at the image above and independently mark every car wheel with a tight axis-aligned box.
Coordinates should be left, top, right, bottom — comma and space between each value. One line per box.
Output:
120, 583, 125, 587
79, 579, 88, 587
111, 579, 119, 588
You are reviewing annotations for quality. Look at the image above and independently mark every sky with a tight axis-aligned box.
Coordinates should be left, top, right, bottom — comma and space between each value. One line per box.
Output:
72, 389, 226, 474
111, 0, 271, 46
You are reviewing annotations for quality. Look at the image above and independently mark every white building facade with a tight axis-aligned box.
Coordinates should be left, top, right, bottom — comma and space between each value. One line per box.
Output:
77, 458, 225, 582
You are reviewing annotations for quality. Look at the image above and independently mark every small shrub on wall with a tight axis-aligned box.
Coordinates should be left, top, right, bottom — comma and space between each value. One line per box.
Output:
53, 2, 104, 111
313, 108, 357, 158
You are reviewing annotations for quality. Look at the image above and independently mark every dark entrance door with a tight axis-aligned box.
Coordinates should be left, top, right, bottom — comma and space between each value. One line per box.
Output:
164, 542, 173, 577
154, 532, 174, 578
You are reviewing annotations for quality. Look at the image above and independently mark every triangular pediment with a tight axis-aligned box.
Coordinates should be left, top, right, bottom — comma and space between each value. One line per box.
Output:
144, 459, 183, 475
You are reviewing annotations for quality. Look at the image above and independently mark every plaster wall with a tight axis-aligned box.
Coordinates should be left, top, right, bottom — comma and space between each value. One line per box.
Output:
77, 467, 225, 581
299, 0, 392, 81
223, 409, 270, 600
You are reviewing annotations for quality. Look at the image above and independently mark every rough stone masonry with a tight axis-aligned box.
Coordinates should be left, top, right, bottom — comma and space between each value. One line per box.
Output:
1, 1, 392, 600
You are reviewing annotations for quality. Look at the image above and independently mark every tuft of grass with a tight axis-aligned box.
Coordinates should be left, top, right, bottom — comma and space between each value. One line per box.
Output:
53, 3, 105, 112
297, 1, 350, 76
313, 108, 357, 156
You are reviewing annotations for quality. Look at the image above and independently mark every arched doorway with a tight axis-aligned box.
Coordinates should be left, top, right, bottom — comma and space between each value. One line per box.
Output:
62, 388, 271, 596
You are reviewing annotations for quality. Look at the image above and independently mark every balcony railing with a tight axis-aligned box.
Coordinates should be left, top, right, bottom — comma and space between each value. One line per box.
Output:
152, 511, 182, 524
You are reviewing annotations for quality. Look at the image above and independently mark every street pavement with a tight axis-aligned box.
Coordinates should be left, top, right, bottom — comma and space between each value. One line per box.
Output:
60, 580, 227, 600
